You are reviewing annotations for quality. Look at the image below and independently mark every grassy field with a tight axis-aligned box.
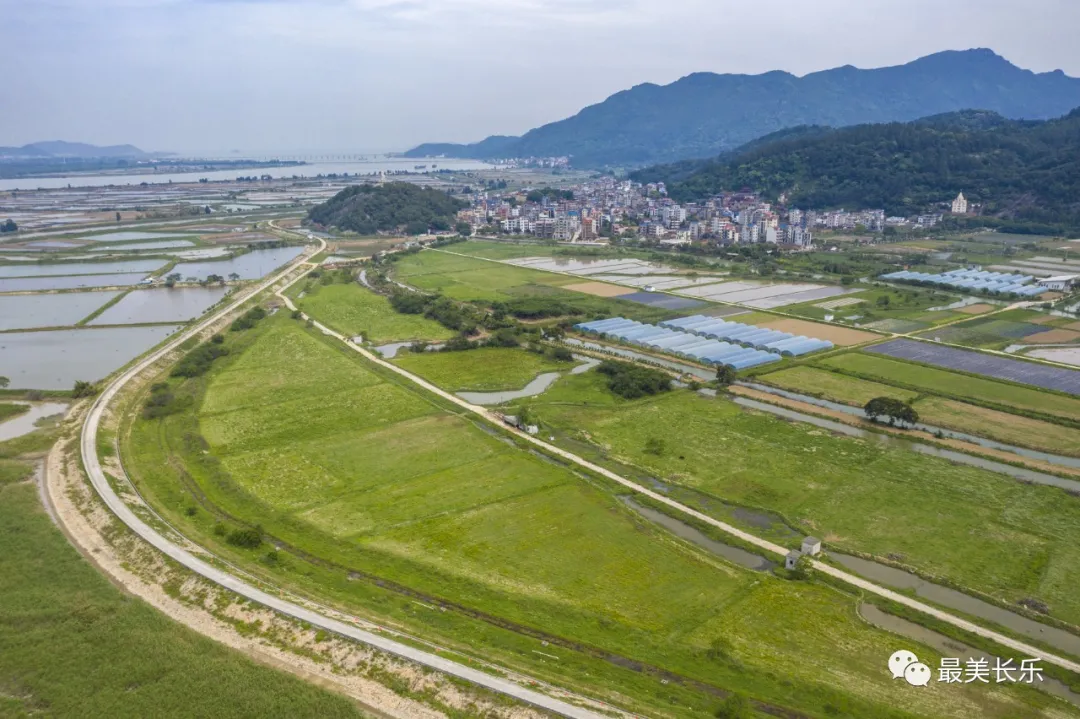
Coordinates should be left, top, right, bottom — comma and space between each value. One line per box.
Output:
393, 347, 571, 391
0, 402, 29, 423
819, 352, 1080, 423
391, 251, 576, 302
756, 366, 918, 406
117, 314, 1070, 719
529, 373, 1080, 627
296, 283, 454, 344
784, 286, 962, 327
0, 465, 365, 718
914, 309, 1079, 350
913, 396, 1080, 457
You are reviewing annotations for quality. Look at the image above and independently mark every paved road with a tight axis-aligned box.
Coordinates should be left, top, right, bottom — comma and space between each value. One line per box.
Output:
78, 238, 608, 719
279, 290, 1080, 677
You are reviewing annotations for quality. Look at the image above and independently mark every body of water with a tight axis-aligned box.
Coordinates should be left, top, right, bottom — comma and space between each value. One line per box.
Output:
173, 246, 304, 281
89, 287, 230, 325
0, 402, 69, 442
834, 554, 1080, 659
622, 498, 774, 571
0, 259, 166, 279
0, 291, 118, 331
0, 325, 181, 389
80, 231, 196, 243
0, 158, 496, 191
93, 240, 197, 251
860, 605, 1080, 708
0, 272, 151, 292
456, 356, 600, 405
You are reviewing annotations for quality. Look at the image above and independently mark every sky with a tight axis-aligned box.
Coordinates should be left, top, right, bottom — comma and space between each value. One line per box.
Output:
2, 0, 1078, 155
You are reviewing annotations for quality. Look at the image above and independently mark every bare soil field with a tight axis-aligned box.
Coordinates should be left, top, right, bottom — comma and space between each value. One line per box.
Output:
957, 304, 996, 315
563, 281, 631, 298
757, 318, 879, 346
1027, 328, 1080, 344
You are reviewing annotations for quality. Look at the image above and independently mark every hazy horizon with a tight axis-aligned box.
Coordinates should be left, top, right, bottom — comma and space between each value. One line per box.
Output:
2, 0, 1078, 154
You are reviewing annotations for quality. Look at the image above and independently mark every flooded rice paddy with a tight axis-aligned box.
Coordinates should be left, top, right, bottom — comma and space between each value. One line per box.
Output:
0, 272, 152, 292
173, 246, 303, 281
0, 325, 181, 389
89, 287, 230, 325
0, 259, 166, 279
0, 291, 118, 331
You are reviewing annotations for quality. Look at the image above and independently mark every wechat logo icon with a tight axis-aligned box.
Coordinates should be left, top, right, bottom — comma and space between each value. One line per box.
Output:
889, 650, 931, 686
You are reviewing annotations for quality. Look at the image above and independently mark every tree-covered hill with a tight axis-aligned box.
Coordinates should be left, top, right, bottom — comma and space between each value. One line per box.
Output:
405, 49, 1080, 168
308, 183, 466, 235
632, 109, 1080, 228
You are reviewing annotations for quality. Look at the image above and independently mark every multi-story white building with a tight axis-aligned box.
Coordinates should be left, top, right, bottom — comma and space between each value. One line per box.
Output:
951, 192, 969, 215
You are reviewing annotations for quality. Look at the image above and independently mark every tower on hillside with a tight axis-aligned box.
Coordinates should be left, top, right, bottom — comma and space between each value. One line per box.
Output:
951, 192, 969, 215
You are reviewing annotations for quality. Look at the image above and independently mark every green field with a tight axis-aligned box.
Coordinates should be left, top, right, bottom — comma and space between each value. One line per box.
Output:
756, 366, 918, 406
529, 373, 1080, 627
296, 283, 454, 344
0, 465, 364, 718
393, 347, 570, 391
118, 315, 1068, 719
391, 251, 575, 301
913, 396, 1080, 457
389, 250, 683, 323
914, 309, 1078, 350
785, 286, 962, 327
819, 352, 1080, 422
0, 402, 29, 423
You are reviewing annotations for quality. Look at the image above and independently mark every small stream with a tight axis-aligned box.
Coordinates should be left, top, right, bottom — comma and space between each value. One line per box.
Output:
835, 553, 1080, 659
0, 402, 68, 442
456, 356, 600, 405
861, 605, 1080, 707
621, 497, 774, 571
732, 392, 1080, 493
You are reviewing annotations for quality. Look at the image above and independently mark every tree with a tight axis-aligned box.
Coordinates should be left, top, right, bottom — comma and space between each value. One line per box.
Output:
715, 365, 737, 386
455, 222, 473, 237
715, 694, 753, 719
864, 396, 919, 427
0, 219, 17, 233
228, 272, 240, 282
0, 376, 8, 389
72, 380, 98, 399
115, 212, 122, 223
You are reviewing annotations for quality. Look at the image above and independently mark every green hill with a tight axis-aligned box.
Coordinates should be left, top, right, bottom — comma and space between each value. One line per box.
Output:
405, 49, 1080, 168
632, 109, 1080, 228
308, 183, 466, 235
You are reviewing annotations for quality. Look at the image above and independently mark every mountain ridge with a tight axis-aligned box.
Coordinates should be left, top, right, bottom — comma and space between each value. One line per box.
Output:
630, 109, 1080, 229
0, 141, 154, 159
405, 49, 1080, 167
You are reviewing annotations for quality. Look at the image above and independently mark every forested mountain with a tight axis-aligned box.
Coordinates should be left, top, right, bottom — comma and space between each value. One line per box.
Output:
308, 183, 466, 235
632, 110, 1080, 227
405, 49, 1080, 167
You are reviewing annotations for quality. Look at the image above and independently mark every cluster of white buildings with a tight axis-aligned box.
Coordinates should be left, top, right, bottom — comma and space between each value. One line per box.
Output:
458, 180, 979, 248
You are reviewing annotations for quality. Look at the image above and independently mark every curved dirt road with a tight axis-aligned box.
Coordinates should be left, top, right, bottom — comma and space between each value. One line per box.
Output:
78, 240, 607, 719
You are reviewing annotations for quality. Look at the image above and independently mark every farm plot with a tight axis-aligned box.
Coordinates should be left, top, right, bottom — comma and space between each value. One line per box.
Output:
393, 347, 569, 391
533, 381, 1080, 625
913, 396, 1080, 458
297, 283, 454, 343
820, 352, 1080, 422
123, 316, 1060, 719
867, 339, 1080, 395
756, 366, 918, 406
